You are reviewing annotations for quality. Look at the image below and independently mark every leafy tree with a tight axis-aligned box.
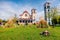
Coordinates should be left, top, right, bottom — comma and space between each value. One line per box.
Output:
52, 17, 57, 25
0, 19, 2, 22
57, 16, 60, 24
0, 19, 2, 25
2, 20, 7, 25
51, 7, 58, 25
59, 18, 60, 24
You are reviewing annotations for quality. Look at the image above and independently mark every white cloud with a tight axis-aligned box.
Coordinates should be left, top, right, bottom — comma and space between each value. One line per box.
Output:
36, 11, 44, 21
57, 3, 60, 7
0, 2, 34, 20
0, 1, 45, 21
0, 2, 18, 20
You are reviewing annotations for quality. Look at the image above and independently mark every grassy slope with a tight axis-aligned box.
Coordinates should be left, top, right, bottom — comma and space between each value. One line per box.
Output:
0, 25, 60, 40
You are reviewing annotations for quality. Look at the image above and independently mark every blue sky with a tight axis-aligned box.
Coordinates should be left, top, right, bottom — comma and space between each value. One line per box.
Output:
0, 0, 60, 21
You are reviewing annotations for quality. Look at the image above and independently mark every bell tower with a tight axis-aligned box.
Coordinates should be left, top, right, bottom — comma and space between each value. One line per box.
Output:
44, 2, 50, 24
31, 8, 36, 23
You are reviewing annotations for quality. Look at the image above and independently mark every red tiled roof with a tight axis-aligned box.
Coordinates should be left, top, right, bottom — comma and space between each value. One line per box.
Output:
23, 11, 29, 13
20, 10, 30, 16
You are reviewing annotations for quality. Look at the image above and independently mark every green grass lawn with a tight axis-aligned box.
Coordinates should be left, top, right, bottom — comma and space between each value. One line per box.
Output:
0, 25, 60, 40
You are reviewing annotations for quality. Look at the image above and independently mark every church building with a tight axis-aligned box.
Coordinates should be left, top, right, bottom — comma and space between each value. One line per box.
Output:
18, 9, 36, 24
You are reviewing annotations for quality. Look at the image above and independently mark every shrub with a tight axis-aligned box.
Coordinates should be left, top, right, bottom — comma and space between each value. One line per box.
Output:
37, 19, 48, 28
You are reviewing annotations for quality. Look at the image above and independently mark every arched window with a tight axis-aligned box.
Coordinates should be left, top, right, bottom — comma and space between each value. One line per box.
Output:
20, 20, 22, 22
25, 14, 27, 17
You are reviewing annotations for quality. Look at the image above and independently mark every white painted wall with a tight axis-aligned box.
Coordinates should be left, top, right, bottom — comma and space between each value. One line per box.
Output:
21, 13, 30, 19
